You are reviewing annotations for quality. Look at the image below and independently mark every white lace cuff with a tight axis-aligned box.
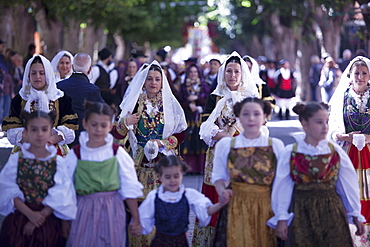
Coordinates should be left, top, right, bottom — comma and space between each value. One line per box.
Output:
352, 134, 366, 151
55, 126, 75, 145
7, 128, 24, 145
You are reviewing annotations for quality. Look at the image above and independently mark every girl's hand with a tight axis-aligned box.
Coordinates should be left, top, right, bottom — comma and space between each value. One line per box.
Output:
276, 220, 288, 240
129, 221, 142, 237
47, 133, 63, 146
27, 211, 46, 227
219, 189, 232, 206
23, 221, 36, 236
353, 217, 365, 236
125, 111, 140, 126
336, 131, 360, 143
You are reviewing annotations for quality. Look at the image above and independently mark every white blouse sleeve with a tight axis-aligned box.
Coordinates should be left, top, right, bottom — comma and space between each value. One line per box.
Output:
55, 125, 75, 145
138, 190, 156, 235
333, 143, 366, 223
90, 66, 100, 84
6, 127, 24, 145
267, 144, 295, 229
116, 147, 143, 200
0, 153, 24, 216
64, 149, 78, 178
272, 138, 286, 160
212, 137, 232, 184
43, 155, 77, 220
186, 188, 213, 227
109, 69, 118, 89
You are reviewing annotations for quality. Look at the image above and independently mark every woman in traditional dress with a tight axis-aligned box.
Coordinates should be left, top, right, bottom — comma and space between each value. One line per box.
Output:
113, 60, 187, 246
328, 56, 370, 246
1, 55, 78, 156
50, 50, 74, 82
191, 51, 259, 246
178, 63, 210, 174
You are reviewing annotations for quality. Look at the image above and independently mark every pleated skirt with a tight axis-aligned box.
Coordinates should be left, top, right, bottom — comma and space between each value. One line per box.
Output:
67, 191, 126, 247
214, 182, 276, 247
289, 183, 353, 247
0, 203, 65, 247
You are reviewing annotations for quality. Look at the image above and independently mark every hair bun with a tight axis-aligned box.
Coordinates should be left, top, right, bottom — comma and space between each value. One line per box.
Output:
292, 102, 306, 115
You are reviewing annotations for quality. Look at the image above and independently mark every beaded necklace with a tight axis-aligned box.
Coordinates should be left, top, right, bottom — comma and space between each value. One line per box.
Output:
138, 91, 164, 129
349, 86, 370, 114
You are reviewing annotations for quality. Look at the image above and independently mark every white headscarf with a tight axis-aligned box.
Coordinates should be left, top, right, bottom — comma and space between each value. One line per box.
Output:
50, 50, 74, 82
20, 55, 64, 113
118, 60, 187, 157
200, 51, 259, 146
328, 56, 370, 138
243, 55, 266, 85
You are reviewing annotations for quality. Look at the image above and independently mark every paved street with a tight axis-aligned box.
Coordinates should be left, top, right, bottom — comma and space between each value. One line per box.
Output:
0, 117, 303, 243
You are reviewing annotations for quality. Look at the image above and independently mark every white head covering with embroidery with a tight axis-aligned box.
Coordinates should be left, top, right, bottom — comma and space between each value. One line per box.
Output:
118, 60, 187, 157
20, 55, 64, 113
50, 50, 74, 82
328, 56, 370, 141
200, 51, 259, 146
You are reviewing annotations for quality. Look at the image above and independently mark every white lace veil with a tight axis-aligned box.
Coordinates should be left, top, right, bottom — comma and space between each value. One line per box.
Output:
118, 60, 187, 156
50, 50, 74, 82
328, 56, 370, 138
19, 55, 64, 113
243, 55, 265, 85
200, 51, 259, 146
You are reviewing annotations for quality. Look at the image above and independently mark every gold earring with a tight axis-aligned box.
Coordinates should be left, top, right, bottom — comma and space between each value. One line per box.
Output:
25, 85, 31, 95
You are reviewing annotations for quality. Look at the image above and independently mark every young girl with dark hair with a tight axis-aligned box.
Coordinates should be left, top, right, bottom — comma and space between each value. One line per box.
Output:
0, 110, 77, 246
138, 155, 227, 247
212, 97, 284, 247
268, 102, 365, 246
66, 101, 143, 247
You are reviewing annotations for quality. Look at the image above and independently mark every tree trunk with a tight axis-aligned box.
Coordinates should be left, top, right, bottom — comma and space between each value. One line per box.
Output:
113, 33, 125, 61
312, 4, 352, 60
32, 1, 63, 59
63, 19, 80, 54
0, 5, 12, 47
269, 12, 296, 64
11, 5, 35, 57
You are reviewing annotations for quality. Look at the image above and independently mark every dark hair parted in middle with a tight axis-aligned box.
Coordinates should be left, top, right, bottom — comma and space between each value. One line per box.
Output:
225, 56, 241, 66
148, 64, 162, 73
292, 102, 329, 122
154, 155, 189, 175
83, 101, 115, 121
233, 97, 272, 117
21, 110, 56, 129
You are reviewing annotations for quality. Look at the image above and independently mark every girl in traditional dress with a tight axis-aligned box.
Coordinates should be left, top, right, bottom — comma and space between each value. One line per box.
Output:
50, 50, 74, 82
179, 63, 210, 174
113, 60, 187, 246
212, 97, 284, 247
66, 101, 143, 247
139, 155, 227, 247
268, 102, 365, 246
0, 110, 77, 246
1, 55, 78, 156
192, 51, 259, 246
328, 56, 370, 246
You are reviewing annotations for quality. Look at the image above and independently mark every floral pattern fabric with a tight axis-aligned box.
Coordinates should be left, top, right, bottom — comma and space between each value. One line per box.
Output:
290, 143, 340, 184
227, 145, 276, 186
16, 152, 57, 204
